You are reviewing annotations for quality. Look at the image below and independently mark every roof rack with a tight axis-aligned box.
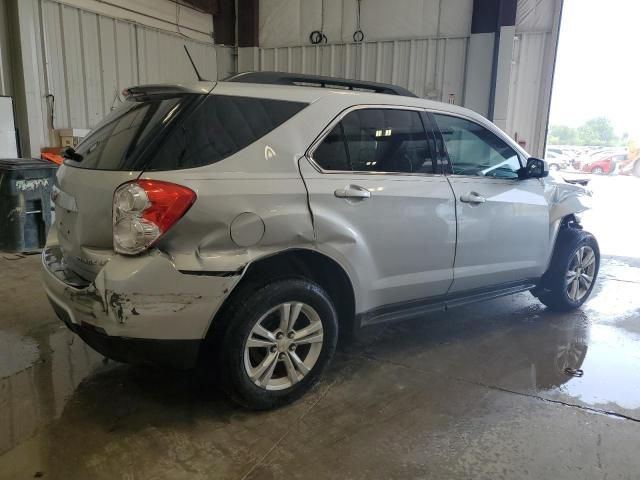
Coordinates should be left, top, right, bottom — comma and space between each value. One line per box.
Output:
225, 71, 417, 98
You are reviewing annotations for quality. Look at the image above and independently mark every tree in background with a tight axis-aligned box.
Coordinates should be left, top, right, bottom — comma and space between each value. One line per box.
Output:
577, 117, 616, 146
548, 117, 622, 146
548, 125, 578, 145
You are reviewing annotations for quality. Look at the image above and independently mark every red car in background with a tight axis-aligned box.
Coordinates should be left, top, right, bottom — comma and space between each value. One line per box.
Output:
580, 153, 626, 174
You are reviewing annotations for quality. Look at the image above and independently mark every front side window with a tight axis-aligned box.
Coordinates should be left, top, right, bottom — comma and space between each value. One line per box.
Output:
313, 108, 437, 174
433, 114, 521, 179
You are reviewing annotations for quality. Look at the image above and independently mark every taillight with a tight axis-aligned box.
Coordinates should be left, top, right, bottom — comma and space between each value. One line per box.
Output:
113, 180, 196, 255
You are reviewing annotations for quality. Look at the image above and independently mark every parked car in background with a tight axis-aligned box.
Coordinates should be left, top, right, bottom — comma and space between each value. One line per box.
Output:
545, 151, 571, 171
42, 73, 599, 409
580, 152, 625, 174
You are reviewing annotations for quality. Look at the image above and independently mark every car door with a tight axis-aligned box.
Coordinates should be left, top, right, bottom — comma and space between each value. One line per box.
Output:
431, 112, 549, 293
299, 106, 457, 315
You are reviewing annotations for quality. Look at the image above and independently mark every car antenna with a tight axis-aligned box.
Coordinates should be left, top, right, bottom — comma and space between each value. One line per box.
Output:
183, 45, 208, 82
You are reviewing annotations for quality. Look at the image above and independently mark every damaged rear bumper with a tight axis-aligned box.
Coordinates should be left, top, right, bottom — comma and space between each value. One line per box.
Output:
42, 244, 240, 368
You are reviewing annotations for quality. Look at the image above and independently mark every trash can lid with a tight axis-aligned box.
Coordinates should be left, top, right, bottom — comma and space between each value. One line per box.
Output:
0, 158, 59, 171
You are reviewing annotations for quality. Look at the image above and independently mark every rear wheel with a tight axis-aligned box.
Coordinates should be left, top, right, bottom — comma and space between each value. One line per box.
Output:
535, 229, 600, 312
212, 278, 338, 410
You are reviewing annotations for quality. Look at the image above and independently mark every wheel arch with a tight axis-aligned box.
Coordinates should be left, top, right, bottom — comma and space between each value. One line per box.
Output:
207, 248, 357, 340
543, 214, 583, 276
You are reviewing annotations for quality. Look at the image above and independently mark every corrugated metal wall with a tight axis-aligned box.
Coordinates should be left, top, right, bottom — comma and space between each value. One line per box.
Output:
506, 32, 551, 152
505, 0, 560, 156
40, 0, 232, 132
252, 37, 469, 104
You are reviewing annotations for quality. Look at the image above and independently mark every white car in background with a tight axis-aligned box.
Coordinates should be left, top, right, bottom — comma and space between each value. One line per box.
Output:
545, 151, 572, 171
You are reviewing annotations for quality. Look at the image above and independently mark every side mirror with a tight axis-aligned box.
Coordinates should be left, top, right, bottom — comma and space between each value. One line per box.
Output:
518, 157, 548, 180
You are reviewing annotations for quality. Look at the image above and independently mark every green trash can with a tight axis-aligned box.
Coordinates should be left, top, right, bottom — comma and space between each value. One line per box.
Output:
0, 158, 58, 253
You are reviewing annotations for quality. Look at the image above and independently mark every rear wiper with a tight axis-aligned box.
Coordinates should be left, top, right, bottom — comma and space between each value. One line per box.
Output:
62, 146, 83, 162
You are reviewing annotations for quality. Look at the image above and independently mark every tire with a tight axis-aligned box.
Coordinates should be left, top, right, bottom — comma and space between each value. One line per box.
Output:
535, 228, 600, 312
591, 166, 604, 174
211, 278, 338, 410
549, 163, 560, 171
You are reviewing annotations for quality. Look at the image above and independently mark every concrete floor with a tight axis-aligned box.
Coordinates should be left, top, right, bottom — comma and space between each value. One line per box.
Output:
1, 175, 639, 479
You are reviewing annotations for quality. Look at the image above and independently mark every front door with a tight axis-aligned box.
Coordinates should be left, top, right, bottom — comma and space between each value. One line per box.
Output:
300, 107, 457, 314
431, 113, 549, 293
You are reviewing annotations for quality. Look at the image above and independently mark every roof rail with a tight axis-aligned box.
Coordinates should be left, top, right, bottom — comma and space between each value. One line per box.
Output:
225, 71, 418, 98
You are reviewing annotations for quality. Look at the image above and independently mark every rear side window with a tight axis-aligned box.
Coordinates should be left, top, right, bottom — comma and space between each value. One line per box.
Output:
150, 96, 307, 170
67, 95, 307, 171
313, 108, 438, 174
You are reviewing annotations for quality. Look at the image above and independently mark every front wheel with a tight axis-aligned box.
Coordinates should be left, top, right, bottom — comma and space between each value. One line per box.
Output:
212, 278, 338, 410
591, 166, 604, 174
535, 229, 600, 312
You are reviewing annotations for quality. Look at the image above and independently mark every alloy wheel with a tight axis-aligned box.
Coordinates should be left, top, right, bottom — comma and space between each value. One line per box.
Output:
566, 246, 596, 302
243, 302, 324, 390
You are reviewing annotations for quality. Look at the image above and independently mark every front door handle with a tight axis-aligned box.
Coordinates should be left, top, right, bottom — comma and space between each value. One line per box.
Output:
334, 185, 371, 199
459, 192, 486, 204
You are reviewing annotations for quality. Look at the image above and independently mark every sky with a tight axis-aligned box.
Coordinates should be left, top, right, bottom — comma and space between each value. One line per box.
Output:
549, 0, 640, 140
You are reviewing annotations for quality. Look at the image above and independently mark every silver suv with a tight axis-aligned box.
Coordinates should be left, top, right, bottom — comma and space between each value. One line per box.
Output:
42, 73, 599, 409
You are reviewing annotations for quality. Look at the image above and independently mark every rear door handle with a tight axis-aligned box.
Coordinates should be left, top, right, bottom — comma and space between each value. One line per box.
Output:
334, 185, 371, 199
459, 192, 486, 204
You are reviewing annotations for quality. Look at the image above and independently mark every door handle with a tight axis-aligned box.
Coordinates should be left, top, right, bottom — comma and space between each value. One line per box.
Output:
459, 192, 486, 204
334, 185, 371, 199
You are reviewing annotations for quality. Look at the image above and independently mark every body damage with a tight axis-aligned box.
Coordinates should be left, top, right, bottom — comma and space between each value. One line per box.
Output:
541, 174, 593, 271
545, 173, 593, 225
43, 239, 238, 340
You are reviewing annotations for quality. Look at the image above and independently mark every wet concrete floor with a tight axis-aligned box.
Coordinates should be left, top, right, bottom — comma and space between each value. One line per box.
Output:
1, 175, 639, 479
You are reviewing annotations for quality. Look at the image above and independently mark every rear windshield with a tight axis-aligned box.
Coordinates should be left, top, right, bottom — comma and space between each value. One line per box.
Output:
67, 96, 190, 170
66, 94, 307, 171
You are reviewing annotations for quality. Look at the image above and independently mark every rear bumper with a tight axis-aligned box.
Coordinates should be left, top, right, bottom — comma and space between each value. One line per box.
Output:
42, 243, 240, 368
49, 299, 200, 368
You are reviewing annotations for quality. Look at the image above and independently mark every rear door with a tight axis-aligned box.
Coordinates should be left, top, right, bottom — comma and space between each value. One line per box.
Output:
300, 106, 456, 314
430, 112, 549, 293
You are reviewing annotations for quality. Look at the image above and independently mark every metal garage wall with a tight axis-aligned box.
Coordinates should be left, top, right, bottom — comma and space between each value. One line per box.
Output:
259, 0, 473, 47
249, 37, 469, 104
506, 0, 562, 156
253, 0, 471, 104
40, 0, 229, 133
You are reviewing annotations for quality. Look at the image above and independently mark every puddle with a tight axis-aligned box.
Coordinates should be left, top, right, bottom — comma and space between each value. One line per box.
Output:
551, 324, 640, 411
0, 326, 105, 456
